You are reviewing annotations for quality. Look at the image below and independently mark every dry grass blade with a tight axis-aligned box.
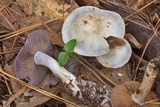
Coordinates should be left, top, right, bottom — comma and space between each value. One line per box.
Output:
1, 12, 17, 62
0, 73, 9, 80
145, 98, 160, 105
99, 0, 133, 13
71, 54, 106, 85
132, 52, 148, 65
36, 18, 61, 39
1, 4, 19, 63
76, 55, 117, 86
3, 86, 26, 107
4, 77, 12, 95
133, 21, 160, 80
3, 6, 17, 21
1, 13, 15, 31
0, 47, 21, 54
7, 6, 23, 17
125, 33, 142, 49
63, 0, 65, 21
6, 37, 18, 62
0, 18, 60, 40
125, 18, 151, 30
133, 33, 155, 80
0, 70, 79, 107
0, 49, 19, 55
124, 0, 155, 20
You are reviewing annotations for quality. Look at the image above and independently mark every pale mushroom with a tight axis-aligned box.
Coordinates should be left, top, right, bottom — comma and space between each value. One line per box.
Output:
96, 36, 132, 68
110, 56, 160, 107
14, 30, 53, 86
62, 6, 125, 56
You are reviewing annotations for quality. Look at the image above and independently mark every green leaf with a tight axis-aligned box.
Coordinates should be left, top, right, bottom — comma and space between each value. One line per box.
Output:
64, 39, 77, 53
58, 52, 69, 67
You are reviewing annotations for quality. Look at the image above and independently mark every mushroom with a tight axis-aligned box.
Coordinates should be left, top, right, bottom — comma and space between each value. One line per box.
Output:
34, 51, 80, 95
110, 56, 160, 107
62, 6, 125, 56
14, 30, 53, 86
14, 30, 80, 95
96, 36, 132, 68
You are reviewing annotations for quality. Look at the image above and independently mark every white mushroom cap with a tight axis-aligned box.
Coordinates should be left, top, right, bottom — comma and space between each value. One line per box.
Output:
62, 6, 125, 56
96, 37, 132, 68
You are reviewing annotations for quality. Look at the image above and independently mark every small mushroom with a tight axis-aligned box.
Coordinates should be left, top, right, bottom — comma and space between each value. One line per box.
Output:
96, 36, 132, 68
14, 30, 53, 86
110, 56, 160, 107
62, 6, 125, 56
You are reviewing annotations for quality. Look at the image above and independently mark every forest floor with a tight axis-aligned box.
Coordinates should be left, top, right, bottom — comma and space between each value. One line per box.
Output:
0, 0, 160, 107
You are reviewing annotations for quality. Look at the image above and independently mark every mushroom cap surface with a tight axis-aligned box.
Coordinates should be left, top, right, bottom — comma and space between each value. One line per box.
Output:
62, 6, 125, 56
14, 30, 53, 86
110, 81, 159, 107
96, 37, 132, 68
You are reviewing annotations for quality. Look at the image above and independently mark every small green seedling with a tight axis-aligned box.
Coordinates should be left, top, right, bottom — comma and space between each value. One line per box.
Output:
58, 39, 77, 67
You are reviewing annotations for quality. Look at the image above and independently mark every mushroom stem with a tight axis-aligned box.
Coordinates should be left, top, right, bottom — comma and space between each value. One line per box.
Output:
132, 56, 160, 105
34, 51, 80, 95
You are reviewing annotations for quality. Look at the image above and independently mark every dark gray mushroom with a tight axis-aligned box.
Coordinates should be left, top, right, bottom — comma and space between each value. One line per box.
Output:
14, 30, 53, 86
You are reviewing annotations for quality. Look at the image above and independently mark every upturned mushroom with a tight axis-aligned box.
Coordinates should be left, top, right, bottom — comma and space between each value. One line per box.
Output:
14, 30, 53, 86
62, 6, 125, 56
96, 36, 132, 68
110, 56, 160, 107
14, 30, 80, 95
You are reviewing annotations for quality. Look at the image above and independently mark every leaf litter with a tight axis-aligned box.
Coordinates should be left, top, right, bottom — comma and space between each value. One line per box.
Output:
0, 0, 160, 107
